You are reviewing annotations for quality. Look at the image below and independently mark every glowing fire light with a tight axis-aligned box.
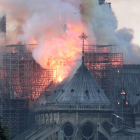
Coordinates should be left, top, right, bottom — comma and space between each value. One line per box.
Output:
117, 70, 120, 73
57, 77, 63, 82
28, 1, 91, 84
32, 25, 84, 82
126, 101, 128, 105
118, 102, 120, 105
13, 49, 19, 53
5, 66, 57, 100
121, 90, 126, 95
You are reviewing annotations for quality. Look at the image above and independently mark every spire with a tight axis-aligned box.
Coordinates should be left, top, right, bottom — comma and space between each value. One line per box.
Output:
79, 32, 88, 65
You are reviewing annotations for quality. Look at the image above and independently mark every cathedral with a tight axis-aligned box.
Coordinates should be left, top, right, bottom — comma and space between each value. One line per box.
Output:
13, 33, 140, 140
14, 33, 113, 140
1, 0, 140, 140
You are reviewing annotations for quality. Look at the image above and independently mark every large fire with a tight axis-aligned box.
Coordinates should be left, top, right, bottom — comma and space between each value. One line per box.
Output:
31, 25, 85, 83
29, 1, 92, 83
0, 0, 98, 100
1, 0, 124, 100
2, 59, 58, 100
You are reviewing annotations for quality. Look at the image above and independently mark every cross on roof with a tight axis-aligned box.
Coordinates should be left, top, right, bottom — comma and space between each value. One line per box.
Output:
79, 32, 88, 41
79, 32, 88, 65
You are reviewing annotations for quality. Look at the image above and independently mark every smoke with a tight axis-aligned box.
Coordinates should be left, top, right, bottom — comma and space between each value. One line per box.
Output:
0, 1, 25, 44
106, 0, 140, 45
0, 0, 140, 77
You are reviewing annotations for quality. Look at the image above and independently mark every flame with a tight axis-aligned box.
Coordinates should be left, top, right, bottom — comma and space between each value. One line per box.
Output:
126, 101, 128, 105
117, 70, 120, 73
28, 1, 90, 84
57, 77, 63, 82
29, 39, 37, 44
13, 49, 19, 53
2, 1, 94, 99
32, 24, 84, 82
121, 90, 126, 95
3, 21, 87, 100
1, 62, 57, 100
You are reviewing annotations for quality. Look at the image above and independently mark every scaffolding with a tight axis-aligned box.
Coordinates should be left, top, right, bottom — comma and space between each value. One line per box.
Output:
0, 43, 124, 136
84, 45, 123, 104
2, 44, 57, 100
1, 99, 31, 137
0, 44, 57, 137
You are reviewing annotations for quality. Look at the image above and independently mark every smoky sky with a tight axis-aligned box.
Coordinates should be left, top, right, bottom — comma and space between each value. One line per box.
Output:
0, 0, 140, 66
106, 0, 140, 45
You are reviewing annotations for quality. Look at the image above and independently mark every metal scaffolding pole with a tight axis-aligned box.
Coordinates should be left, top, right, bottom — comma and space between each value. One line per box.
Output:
84, 44, 123, 111
0, 44, 57, 137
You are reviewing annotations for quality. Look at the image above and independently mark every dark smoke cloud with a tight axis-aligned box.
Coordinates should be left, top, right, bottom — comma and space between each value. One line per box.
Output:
0, 0, 140, 65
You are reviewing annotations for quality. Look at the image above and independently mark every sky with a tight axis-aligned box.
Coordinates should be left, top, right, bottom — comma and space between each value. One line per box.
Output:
106, 0, 140, 45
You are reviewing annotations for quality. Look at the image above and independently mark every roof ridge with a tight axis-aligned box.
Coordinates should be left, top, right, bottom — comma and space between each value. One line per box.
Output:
47, 64, 110, 104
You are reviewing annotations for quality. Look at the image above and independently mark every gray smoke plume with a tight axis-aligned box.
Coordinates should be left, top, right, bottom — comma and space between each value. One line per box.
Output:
80, 0, 140, 63
0, 0, 140, 71
91, 2, 140, 63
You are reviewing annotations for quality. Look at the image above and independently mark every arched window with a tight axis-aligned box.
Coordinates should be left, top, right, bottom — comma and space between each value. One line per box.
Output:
81, 122, 94, 139
63, 122, 74, 140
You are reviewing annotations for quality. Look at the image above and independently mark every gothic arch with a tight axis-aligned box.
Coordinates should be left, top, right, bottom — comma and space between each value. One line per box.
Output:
62, 122, 74, 140
61, 120, 74, 128
80, 120, 95, 127
79, 121, 95, 140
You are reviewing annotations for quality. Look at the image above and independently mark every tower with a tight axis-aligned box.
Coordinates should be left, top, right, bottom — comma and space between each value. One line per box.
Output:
99, 0, 105, 5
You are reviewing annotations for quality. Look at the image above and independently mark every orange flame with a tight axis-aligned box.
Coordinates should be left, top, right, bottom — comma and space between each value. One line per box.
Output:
31, 24, 84, 82
126, 101, 128, 105
57, 76, 63, 82
121, 90, 126, 95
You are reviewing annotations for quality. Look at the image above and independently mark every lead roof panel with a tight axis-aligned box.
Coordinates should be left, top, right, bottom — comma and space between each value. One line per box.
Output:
47, 64, 110, 104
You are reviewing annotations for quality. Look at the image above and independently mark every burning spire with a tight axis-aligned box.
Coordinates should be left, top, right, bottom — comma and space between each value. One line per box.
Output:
79, 32, 88, 65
